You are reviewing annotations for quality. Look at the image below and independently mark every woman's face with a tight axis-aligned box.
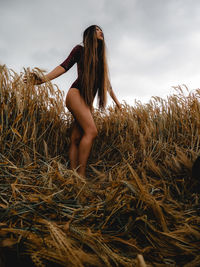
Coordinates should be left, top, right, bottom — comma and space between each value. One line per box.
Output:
96, 26, 104, 40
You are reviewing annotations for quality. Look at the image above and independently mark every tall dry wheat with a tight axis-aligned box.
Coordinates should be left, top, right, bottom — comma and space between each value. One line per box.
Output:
0, 66, 199, 266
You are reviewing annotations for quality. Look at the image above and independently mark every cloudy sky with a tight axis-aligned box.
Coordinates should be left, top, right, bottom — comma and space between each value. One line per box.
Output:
1, 0, 200, 106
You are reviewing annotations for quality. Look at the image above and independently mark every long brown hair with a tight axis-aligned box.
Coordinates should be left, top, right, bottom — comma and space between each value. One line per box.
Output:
81, 25, 110, 108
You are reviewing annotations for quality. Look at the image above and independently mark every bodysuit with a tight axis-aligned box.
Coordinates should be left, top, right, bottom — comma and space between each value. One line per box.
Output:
60, 45, 84, 91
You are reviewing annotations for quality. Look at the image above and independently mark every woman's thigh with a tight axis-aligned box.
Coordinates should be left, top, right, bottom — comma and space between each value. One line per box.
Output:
66, 88, 96, 133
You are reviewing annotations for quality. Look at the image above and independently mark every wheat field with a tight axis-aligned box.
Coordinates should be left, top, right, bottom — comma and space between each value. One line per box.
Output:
0, 65, 199, 267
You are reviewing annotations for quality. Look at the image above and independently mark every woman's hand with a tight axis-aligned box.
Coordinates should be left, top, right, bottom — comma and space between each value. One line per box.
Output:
23, 72, 43, 85
116, 102, 122, 110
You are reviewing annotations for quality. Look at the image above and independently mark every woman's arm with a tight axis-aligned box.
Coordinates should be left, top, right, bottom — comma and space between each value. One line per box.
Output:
23, 66, 66, 85
24, 45, 81, 85
43, 66, 66, 82
109, 85, 122, 109
36, 66, 65, 85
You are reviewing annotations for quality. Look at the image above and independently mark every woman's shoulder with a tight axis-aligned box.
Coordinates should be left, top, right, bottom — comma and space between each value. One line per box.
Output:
73, 44, 84, 51
70, 44, 83, 57
67, 44, 83, 62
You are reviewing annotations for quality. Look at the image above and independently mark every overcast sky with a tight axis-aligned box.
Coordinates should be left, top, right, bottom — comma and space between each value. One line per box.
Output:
1, 0, 200, 106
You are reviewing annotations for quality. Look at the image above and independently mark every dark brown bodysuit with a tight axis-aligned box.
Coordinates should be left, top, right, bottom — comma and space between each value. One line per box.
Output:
60, 45, 84, 91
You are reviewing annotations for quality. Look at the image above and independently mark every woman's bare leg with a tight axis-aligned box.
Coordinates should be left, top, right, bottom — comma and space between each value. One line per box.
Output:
69, 122, 82, 169
66, 88, 97, 177
77, 128, 97, 176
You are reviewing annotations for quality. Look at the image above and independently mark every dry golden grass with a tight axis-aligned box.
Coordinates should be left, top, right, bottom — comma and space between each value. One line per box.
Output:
0, 65, 199, 266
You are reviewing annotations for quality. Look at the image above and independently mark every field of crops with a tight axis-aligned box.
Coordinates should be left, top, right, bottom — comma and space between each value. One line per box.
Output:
0, 65, 199, 266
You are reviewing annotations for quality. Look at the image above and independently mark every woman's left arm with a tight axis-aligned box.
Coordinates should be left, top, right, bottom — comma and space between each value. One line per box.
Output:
109, 85, 122, 109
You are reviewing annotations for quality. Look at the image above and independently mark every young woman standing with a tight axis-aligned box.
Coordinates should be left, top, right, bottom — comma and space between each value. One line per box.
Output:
26, 25, 121, 177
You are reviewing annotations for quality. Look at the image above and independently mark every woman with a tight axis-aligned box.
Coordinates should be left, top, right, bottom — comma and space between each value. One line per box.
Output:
26, 25, 121, 177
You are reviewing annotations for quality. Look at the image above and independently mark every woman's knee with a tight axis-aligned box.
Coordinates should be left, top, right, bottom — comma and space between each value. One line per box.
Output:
87, 126, 98, 139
